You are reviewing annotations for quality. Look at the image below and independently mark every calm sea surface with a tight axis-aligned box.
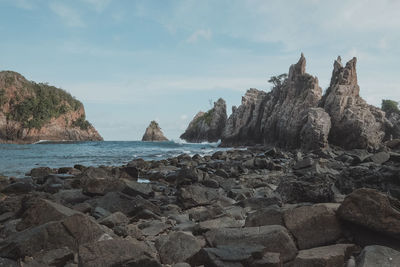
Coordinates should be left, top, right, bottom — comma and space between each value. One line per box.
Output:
0, 141, 226, 178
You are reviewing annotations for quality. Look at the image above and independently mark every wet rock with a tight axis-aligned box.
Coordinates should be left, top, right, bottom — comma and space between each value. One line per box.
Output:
78, 238, 161, 267
356, 245, 400, 267
205, 225, 298, 262
293, 244, 357, 267
284, 203, 342, 249
338, 188, 400, 239
155, 231, 203, 264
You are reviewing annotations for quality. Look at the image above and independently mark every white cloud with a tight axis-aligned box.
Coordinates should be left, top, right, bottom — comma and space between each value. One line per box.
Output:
187, 29, 212, 43
49, 3, 85, 27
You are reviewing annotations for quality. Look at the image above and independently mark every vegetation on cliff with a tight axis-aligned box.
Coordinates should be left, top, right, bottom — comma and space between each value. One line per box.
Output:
382, 99, 400, 117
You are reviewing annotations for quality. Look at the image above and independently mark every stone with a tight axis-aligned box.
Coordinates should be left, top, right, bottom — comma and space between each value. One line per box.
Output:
205, 225, 297, 262
300, 108, 331, 150
16, 198, 80, 231
322, 57, 387, 150
293, 244, 357, 267
357, 245, 400, 267
155, 231, 203, 264
180, 98, 227, 143
1, 182, 35, 194
142, 121, 168, 141
53, 189, 90, 204
81, 177, 122, 196
198, 216, 244, 231
78, 238, 161, 267
245, 205, 284, 227
283, 203, 342, 249
98, 212, 129, 228
120, 178, 154, 198
0, 258, 18, 267
178, 184, 219, 208
337, 188, 400, 239
369, 151, 390, 164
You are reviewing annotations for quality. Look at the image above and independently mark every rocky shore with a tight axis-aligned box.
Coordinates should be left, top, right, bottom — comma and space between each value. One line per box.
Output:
1, 141, 400, 266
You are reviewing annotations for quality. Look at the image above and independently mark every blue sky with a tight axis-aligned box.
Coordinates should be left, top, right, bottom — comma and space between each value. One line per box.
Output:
1, 0, 399, 140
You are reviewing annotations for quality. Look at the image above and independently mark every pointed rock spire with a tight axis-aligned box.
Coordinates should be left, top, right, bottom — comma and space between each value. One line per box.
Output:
288, 53, 306, 81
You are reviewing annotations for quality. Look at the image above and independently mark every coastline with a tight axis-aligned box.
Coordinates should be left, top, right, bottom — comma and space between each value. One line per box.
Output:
0, 142, 399, 265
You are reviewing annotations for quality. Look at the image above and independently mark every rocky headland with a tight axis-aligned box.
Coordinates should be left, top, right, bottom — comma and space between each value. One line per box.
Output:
0, 71, 102, 144
180, 98, 227, 143
142, 121, 169, 142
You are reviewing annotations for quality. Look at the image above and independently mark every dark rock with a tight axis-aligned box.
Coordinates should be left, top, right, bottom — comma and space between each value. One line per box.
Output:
180, 98, 227, 143
357, 245, 400, 267
120, 178, 154, 198
17, 198, 80, 231
78, 239, 161, 267
155, 231, 203, 264
1, 181, 35, 194
338, 188, 400, 239
369, 151, 390, 164
293, 244, 357, 267
245, 205, 284, 227
283, 203, 342, 249
98, 212, 129, 228
205, 225, 298, 262
53, 189, 90, 205
178, 184, 219, 208
0, 258, 18, 267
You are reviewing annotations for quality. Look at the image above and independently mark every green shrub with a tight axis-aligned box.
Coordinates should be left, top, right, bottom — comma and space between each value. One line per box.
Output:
72, 115, 92, 130
382, 99, 399, 116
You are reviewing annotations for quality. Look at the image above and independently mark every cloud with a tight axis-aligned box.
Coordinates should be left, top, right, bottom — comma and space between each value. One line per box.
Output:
186, 29, 212, 43
49, 2, 85, 27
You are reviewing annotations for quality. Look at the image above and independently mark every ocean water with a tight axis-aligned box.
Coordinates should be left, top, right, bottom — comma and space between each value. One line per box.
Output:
0, 141, 226, 178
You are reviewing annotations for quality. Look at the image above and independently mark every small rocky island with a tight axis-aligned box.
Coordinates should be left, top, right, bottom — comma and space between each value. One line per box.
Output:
142, 120, 168, 141
0, 55, 399, 266
0, 71, 102, 143
180, 98, 227, 143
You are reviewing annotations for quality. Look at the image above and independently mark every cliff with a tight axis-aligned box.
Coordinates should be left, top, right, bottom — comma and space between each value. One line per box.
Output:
221, 54, 390, 150
0, 71, 102, 143
222, 54, 331, 150
142, 121, 168, 141
180, 98, 227, 143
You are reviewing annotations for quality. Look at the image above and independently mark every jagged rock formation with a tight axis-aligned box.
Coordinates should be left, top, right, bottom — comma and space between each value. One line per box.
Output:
321, 57, 387, 150
386, 113, 400, 140
0, 71, 102, 144
142, 121, 168, 142
180, 98, 227, 143
222, 54, 331, 149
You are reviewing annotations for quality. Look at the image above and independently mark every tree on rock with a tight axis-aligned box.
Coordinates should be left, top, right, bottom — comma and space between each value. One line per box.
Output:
382, 99, 400, 117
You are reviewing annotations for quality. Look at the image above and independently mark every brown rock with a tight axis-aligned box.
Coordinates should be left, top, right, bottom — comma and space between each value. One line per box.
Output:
337, 188, 400, 239
293, 244, 357, 267
142, 121, 168, 142
284, 203, 342, 249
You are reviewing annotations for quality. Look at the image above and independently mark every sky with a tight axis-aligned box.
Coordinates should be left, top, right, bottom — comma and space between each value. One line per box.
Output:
0, 0, 399, 140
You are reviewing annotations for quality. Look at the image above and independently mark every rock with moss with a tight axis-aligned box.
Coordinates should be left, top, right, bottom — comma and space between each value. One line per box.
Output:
142, 121, 168, 142
0, 71, 102, 143
180, 98, 227, 143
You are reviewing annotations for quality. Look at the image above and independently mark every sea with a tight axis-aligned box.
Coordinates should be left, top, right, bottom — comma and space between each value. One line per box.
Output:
0, 140, 227, 178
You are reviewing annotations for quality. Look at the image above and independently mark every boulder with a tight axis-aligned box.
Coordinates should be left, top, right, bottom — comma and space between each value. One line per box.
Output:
337, 188, 400, 239
293, 244, 357, 267
178, 184, 219, 208
205, 225, 298, 262
245, 205, 284, 227
16, 198, 80, 231
300, 108, 331, 150
142, 121, 168, 141
120, 178, 153, 198
78, 238, 161, 267
180, 98, 227, 143
283, 203, 342, 249
98, 212, 129, 228
321, 57, 387, 149
357, 245, 400, 267
155, 231, 203, 264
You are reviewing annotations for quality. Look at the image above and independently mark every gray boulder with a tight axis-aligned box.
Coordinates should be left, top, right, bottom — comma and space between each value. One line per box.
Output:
357, 245, 400, 267
142, 121, 168, 142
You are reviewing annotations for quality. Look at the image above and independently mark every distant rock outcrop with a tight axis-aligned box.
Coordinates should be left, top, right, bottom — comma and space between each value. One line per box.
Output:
222, 54, 331, 149
0, 71, 102, 144
321, 57, 387, 150
142, 121, 168, 142
180, 98, 227, 143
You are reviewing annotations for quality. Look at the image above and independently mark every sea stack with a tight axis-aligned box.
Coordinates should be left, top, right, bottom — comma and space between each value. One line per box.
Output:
0, 71, 102, 143
142, 120, 168, 141
180, 98, 227, 143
